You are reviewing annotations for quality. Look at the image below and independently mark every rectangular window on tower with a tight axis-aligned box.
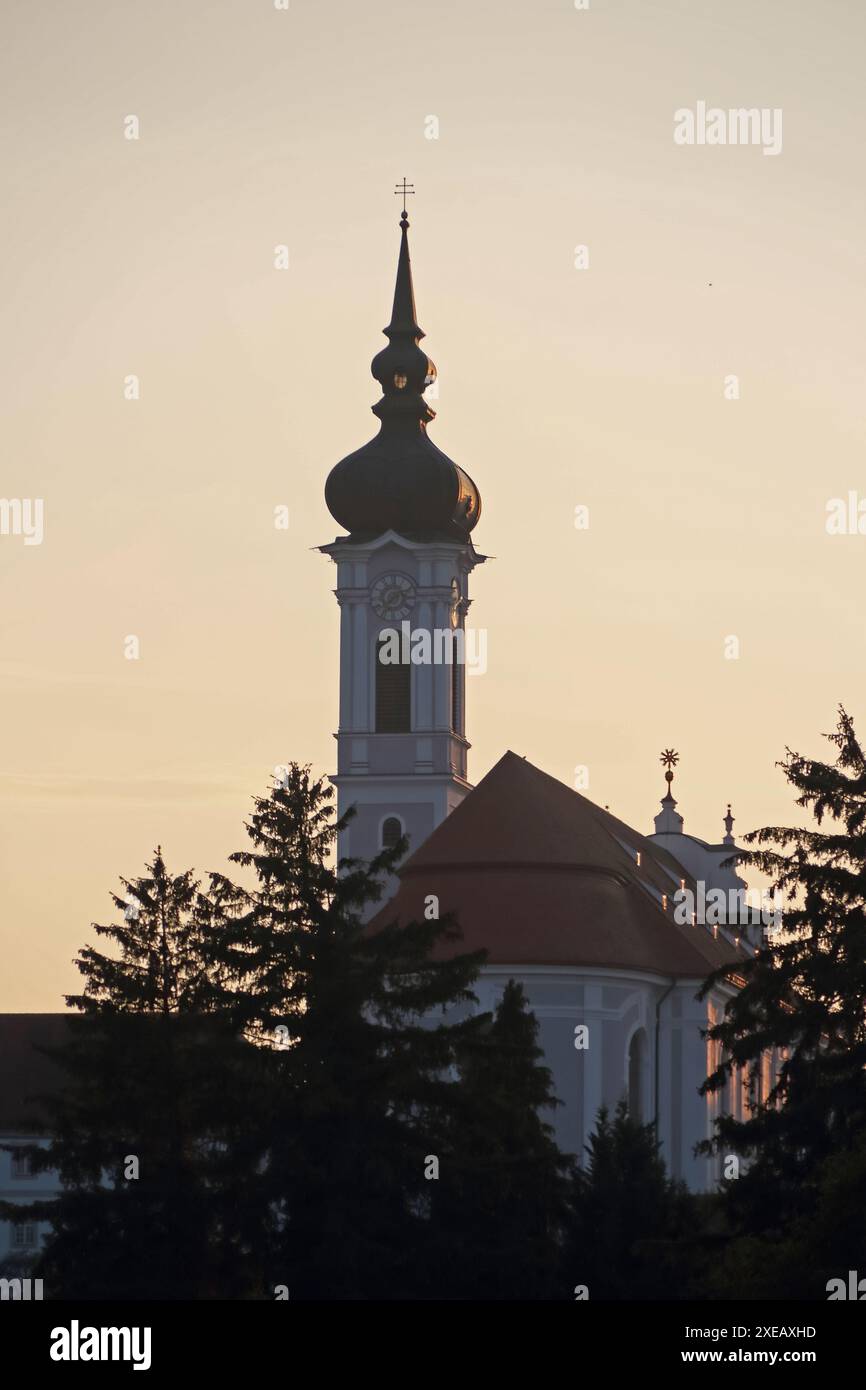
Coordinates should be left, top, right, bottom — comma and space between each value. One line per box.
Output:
376, 637, 411, 733
451, 636, 461, 735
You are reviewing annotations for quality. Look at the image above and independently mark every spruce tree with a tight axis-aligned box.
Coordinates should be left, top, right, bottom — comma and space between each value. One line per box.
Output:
1, 849, 260, 1299
424, 978, 574, 1299
703, 1128, 866, 1300
204, 764, 489, 1300
698, 706, 866, 1236
566, 1100, 694, 1300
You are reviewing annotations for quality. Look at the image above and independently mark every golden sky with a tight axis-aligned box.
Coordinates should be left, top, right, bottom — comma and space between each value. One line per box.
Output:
3, 0, 865, 1009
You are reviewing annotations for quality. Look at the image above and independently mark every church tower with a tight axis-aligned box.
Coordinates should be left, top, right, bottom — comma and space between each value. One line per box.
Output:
320, 201, 485, 866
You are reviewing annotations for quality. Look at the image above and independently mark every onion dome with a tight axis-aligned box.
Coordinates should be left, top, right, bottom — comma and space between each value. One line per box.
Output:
325, 209, 481, 543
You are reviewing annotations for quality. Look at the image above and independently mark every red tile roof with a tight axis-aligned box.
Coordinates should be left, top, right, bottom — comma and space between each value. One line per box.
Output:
371, 751, 745, 978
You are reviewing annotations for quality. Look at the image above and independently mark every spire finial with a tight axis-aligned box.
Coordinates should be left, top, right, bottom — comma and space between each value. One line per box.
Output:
394, 177, 414, 226
370, 183, 436, 429
723, 803, 735, 845
660, 748, 679, 799
653, 749, 683, 834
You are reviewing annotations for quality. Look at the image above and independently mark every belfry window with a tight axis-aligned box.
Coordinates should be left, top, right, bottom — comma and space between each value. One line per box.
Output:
376, 635, 410, 733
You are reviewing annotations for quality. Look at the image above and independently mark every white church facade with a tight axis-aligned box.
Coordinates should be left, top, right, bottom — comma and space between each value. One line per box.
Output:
320, 202, 774, 1193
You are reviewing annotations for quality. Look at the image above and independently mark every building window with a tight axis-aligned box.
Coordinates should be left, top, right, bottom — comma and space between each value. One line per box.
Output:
627, 1029, 647, 1123
760, 1050, 772, 1107
451, 637, 461, 735
13, 1224, 36, 1249
11, 1149, 32, 1179
376, 636, 410, 733
381, 816, 403, 850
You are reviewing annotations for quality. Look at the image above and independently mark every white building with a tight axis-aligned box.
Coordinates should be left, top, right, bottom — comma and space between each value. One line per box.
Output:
0, 1015, 67, 1274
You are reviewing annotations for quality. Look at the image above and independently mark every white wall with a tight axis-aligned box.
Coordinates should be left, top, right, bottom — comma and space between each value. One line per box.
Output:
480, 965, 721, 1192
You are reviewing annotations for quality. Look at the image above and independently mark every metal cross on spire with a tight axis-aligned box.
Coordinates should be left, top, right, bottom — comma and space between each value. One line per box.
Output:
394, 178, 415, 225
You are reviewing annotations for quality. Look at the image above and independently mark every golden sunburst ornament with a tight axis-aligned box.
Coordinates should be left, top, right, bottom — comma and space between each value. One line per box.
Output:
660, 748, 679, 793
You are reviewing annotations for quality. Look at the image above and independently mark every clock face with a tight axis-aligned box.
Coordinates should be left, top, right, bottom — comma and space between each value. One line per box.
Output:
371, 572, 416, 621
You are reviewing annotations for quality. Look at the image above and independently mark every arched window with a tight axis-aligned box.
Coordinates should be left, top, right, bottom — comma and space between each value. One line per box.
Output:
376, 635, 410, 733
628, 1029, 647, 1122
381, 816, 403, 850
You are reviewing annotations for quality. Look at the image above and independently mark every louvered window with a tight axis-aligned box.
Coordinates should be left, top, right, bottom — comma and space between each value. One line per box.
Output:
376, 637, 410, 732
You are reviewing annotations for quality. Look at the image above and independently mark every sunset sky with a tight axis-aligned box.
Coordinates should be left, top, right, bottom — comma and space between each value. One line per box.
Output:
3, 0, 865, 1009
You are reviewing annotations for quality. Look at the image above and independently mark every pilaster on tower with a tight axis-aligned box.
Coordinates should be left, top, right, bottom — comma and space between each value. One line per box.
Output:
319, 199, 486, 869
